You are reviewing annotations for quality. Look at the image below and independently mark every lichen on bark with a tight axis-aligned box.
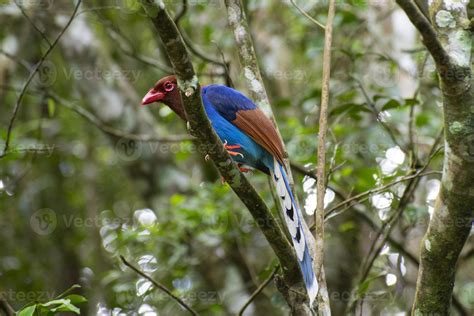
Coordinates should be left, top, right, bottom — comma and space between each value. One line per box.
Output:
399, 0, 474, 314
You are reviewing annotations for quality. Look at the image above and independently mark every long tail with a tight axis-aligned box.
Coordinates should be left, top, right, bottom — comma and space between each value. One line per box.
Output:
270, 157, 318, 306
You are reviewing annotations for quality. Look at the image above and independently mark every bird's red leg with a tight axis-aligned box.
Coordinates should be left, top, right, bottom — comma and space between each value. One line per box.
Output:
237, 163, 251, 173
223, 140, 244, 158
221, 164, 251, 183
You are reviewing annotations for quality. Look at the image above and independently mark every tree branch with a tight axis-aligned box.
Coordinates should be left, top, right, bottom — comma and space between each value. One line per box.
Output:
396, 1, 474, 314
289, 0, 325, 30
0, 0, 82, 158
120, 255, 199, 316
14, 0, 52, 47
0, 294, 14, 316
395, 0, 454, 78
313, 0, 336, 314
139, 0, 301, 292
353, 77, 404, 151
353, 210, 469, 316
173, 0, 188, 24
49, 93, 193, 143
238, 266, 279, 316
223, 0, 303, 190
320, 170, 441, 224
223, 0, 324, 311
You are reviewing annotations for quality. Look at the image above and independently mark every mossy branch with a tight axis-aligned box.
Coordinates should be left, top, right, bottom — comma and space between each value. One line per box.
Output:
396, 0, 474, 314
223, 0, 327, 312
139, 0, 302, 290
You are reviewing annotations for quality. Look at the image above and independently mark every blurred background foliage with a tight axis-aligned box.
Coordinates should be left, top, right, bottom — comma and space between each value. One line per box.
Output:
0, 0, 473, 315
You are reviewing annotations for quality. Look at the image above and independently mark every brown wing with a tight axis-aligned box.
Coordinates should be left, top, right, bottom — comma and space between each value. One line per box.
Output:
232, 109, 285, 165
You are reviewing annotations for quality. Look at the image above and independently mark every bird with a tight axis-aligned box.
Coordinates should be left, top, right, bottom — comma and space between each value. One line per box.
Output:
142, 75, 318, 305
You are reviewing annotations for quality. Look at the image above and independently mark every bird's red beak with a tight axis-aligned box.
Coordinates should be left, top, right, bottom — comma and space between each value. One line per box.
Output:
141, 89, 165, 105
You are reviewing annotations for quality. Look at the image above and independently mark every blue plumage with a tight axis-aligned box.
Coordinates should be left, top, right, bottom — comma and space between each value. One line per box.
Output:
202, 86, 271, 172
202, 84, 318, 305
143, 77, 318, 305
203, 85, 257, 121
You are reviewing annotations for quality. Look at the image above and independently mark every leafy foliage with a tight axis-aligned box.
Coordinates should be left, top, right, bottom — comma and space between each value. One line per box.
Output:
0, 1, 472, 315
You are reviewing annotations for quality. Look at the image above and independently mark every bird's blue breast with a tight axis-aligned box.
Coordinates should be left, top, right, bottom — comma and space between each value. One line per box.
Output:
201, 86, 272, 172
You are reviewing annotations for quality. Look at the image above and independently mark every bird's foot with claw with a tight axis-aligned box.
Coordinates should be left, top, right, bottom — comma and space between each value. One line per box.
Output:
223, 140, 244, 158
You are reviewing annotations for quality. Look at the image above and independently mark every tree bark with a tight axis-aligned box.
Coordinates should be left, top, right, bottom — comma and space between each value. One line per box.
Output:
223, 1, 331, 313
139, 0, 304, 307
396, 1, 473, 314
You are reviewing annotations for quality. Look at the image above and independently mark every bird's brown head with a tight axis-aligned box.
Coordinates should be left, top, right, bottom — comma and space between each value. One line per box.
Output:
141, 75, 186, 120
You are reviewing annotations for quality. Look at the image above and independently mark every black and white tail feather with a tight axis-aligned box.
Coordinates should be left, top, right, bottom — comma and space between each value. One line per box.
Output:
270, 157, 318, 306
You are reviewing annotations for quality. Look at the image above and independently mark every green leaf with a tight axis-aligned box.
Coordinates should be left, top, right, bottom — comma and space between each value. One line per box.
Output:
404, 98, 419, 106
47, 98, 56, 117
170, 194, 186, 206
56, 284, 81, 299
380, 98, 419, 111
40, 298, 82, 315
338, 221, 356, 232
381, 99, 401, 111
330, 103, 370, 116
357, 272, 386, 297
49, 301, 80, 314
373, 94, 386, 102
63, 294, 87, 304
18, 305, 36, 316
40, 299, 69, 307
415, 113, 429, 127
275, 98, 291, 108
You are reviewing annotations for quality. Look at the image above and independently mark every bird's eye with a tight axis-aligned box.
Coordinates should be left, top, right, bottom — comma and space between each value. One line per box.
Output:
164, 81, 174, 92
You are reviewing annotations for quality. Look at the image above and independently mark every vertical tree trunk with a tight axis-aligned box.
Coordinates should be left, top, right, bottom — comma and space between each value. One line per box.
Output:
395, 1, 474, 314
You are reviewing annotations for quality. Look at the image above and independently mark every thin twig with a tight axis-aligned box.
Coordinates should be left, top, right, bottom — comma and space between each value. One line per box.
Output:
120, 256, 199, 316
14, 0, 52, 47
0, 49, 31, 70
174, 0, 188, 24
211, 41, 234, 87
49, 93, 193, 143
223, 0, 311, 305
335, 193, 469, 316
223, 0, 301, 217
1, 0, 82, 158
238, 266, 279, 316
179, 26, 227, 67
346, 138, 443, 313
0, 294, 14, 316
320, 170, 441, 224
289, 0, 325, 30
356, 209, 460, 314
354, 78, 404, 151
395, 0, 454, 77
95, 13, 173, 73
314, 0, 335, 313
